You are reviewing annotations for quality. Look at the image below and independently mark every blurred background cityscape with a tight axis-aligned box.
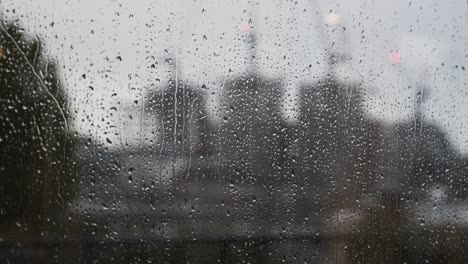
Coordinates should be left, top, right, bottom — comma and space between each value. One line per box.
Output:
1, 0, 468, 263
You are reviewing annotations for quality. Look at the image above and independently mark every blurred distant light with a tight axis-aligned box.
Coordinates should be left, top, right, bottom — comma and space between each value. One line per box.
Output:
239, 20, 251, 33
158, 31, 170, 41
276, 67, 289, 77
416, 62, 430, 77
324, 13, 342, 25
389, 50, 401, 64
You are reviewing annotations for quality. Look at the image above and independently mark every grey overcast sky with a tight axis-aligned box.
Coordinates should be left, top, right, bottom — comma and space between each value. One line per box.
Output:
2, 0, 468, 154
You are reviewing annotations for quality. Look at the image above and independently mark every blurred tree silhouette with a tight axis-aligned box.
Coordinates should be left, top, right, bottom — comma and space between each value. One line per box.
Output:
0, 19, 75, 237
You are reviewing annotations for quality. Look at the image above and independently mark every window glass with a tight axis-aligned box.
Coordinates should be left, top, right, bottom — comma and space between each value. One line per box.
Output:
1, 0, 467, 263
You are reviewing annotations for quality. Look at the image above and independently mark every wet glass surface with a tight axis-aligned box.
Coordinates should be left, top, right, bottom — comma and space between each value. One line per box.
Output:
1, 1, 468, 263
